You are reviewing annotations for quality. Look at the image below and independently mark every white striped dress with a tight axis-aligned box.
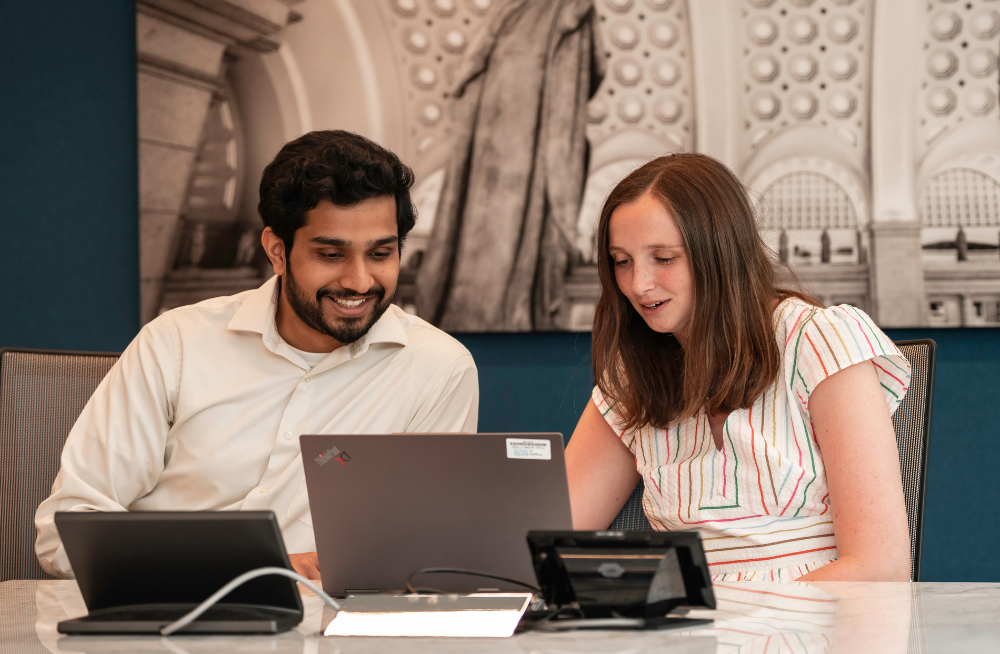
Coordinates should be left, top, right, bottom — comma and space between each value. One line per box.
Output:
593, 298, 911, 581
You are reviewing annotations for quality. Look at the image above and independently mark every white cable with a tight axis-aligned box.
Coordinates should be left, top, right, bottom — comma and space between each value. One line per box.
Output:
160, 566, 342, 636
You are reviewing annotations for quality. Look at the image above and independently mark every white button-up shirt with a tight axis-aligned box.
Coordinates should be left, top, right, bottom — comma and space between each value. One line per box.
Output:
35, 276, 478, 578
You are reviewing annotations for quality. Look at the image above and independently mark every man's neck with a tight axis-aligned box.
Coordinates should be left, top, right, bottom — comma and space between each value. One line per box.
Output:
274, 280, 344, 353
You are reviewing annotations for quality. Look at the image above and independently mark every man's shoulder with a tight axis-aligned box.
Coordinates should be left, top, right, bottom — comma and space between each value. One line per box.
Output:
390, 305, 474, 368
149, 287, 262, 335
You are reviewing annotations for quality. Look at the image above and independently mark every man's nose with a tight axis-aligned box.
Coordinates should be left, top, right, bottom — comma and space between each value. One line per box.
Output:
340, 257, 375, 294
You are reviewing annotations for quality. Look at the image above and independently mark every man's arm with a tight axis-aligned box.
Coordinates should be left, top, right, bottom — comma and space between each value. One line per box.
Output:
34, 318, 178, 578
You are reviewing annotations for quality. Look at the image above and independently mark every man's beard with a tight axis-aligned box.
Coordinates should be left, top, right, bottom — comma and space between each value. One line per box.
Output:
283, 267, 394, 345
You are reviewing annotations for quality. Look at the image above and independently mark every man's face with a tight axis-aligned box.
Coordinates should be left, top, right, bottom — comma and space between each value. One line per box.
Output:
266, 196, 399, 349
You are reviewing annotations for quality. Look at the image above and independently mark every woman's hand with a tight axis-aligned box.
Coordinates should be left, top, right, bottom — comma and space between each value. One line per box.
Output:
798, 360, 911, 582
565, 399, 642, 530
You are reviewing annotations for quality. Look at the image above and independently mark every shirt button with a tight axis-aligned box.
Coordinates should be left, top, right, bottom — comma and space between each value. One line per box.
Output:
304, 377, 312, 382
284, 432, 293, 440
259, 487, 269, 493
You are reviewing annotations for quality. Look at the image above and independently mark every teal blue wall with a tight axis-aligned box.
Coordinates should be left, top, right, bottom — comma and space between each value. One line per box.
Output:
0, 1, 139, 352
2, 3, 997, 582
882, 329, 1000, 582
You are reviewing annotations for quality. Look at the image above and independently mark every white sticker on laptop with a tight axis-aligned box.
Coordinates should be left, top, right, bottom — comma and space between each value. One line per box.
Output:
506, 438, 551, 460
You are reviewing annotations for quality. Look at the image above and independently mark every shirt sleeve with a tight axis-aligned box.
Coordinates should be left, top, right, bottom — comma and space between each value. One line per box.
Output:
592, 385, 638, 455
787, 303, 911, 418
33, 315, 179, 579
405, 353, 479, 433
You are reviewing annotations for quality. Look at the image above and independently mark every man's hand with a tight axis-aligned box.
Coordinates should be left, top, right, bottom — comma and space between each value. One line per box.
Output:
289, 552, 321, 580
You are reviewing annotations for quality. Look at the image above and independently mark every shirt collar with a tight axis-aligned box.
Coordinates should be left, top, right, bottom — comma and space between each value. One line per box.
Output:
227, 275, 409, 354
227, 275, 280, 342
361, 304, 409, 350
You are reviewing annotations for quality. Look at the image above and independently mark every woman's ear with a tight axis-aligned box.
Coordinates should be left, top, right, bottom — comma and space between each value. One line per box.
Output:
261, 227, 287, 277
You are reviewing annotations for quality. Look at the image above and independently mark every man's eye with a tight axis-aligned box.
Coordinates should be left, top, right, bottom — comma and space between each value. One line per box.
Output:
370, 250, 392, 259
320, 252, 344, 260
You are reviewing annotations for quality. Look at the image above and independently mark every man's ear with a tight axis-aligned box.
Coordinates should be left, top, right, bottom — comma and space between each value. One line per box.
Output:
261, 227, 287, 277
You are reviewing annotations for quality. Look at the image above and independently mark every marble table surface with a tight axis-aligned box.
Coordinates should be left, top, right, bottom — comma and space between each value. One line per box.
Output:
3, 579, 999, 653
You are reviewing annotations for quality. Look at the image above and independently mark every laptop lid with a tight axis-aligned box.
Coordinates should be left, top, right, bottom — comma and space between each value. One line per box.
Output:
300, 433, 573, 595
54, 511, 303, 616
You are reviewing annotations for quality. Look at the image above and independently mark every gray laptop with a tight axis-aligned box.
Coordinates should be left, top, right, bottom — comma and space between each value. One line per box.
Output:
299, 433, 573, 596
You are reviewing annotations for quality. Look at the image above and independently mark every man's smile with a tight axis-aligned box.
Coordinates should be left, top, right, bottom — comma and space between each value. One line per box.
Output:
323, 295, 375, 318
332, 297, 367, 308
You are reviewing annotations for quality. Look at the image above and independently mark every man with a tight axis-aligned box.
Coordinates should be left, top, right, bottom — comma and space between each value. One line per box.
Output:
35, 131, 478, 580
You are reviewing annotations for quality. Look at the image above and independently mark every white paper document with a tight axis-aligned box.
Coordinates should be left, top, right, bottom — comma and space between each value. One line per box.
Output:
324, 593, 533, 638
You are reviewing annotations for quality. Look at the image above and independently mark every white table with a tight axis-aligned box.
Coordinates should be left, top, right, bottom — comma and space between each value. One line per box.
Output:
3, 579, 999, 653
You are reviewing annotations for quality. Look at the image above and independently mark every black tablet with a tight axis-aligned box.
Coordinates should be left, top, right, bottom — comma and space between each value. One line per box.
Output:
54, 511, 303, 634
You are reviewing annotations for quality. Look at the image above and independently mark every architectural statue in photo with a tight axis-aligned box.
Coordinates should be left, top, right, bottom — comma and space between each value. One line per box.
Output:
414, 0, 603, 331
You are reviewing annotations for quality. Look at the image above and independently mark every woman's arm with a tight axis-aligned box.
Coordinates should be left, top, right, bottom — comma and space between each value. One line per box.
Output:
565, 399, 642, 530
797, 360, 911, 582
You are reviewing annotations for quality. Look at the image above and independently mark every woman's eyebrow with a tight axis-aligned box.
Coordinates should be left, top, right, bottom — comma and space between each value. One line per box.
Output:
608, 243, 684, 252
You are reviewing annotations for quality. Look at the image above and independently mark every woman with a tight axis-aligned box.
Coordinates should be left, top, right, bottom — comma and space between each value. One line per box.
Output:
566, 153, 912, 582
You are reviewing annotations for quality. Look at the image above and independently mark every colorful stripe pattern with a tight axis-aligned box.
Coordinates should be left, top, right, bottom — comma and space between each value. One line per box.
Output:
679, 581, 839, 651
593, 298, 910, 580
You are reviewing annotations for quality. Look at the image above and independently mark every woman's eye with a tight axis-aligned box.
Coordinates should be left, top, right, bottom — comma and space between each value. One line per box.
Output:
613, 259, 629, 267
655, 257, 675, 264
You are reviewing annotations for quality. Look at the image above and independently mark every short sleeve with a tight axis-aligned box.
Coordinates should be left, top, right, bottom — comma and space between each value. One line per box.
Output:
592, 385, 639, 454
786, 303, 911, 417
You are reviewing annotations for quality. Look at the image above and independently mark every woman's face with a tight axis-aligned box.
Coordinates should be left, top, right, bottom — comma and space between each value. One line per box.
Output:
608, 191, 694, 343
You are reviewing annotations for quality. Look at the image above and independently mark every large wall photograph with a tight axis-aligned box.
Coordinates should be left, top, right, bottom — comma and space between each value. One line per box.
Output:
136, 0, 1000, 331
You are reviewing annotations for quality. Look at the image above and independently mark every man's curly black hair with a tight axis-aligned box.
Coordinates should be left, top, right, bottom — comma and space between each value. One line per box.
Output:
257, 130, 416, 252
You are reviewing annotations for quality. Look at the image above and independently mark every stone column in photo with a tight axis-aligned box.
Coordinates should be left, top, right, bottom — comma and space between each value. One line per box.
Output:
687, 0, 740, 171
869, 0, 928, 327
136, 0, 301, 324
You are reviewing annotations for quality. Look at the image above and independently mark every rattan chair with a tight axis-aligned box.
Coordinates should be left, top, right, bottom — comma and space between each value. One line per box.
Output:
608, 339, 936, 581
0, 348, 119, 581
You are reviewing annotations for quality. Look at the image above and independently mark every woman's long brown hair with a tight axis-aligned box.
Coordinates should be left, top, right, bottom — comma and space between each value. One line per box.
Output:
592, 153, 819, 431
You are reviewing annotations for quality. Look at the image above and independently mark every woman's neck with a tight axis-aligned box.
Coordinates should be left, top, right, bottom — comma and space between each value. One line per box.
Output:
672, 326, 689, 349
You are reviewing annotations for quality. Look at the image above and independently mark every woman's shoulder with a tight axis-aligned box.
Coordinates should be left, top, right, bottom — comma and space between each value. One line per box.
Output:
773, 296, 823, 339
774, 297, 911, 414
773, 297, 887, 351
